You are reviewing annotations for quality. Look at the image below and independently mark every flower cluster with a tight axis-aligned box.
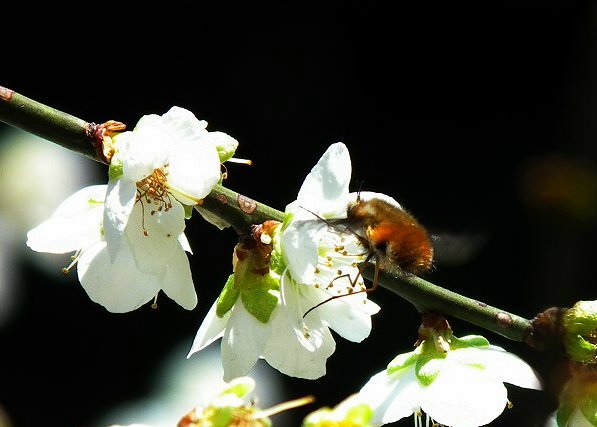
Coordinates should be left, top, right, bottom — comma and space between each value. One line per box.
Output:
26, 112, 553, 427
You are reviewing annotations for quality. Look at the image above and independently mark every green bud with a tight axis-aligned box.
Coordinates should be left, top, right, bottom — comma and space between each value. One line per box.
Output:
563, 300, 597, 363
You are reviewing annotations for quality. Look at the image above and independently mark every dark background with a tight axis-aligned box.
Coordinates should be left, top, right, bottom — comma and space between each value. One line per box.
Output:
1, 2, 596, 426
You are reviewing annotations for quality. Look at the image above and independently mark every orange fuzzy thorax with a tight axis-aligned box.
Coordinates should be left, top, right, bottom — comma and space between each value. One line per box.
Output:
348, 197, 433, 275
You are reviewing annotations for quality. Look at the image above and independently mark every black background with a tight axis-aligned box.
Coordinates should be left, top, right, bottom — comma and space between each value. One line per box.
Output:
1, 2, 596, 426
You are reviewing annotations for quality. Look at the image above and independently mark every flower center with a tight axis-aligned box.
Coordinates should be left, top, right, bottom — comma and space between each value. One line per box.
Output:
134, 167, 174, 236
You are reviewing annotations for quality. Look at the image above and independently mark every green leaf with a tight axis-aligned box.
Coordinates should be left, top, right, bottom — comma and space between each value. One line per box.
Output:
216, 274, 240, 317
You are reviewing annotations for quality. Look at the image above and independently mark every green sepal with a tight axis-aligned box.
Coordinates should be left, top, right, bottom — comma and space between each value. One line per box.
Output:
450, 335, 490, 350
581, 400, 597, 426
108, 162, 123, 180
344, 404, 374, 425
222, 377, 255, 398
415, 353, 444, 387
215, 137, 239, 163
564, 301, 597, 363
216, 274, 240, 318
183, 204, 194, 220
241, 285, 279, 324
387, 350, 419, 375
556, 404, 573, 427
209, 406, 235, 427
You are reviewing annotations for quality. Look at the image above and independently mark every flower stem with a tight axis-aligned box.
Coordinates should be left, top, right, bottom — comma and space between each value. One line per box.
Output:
0, 85, 535, 345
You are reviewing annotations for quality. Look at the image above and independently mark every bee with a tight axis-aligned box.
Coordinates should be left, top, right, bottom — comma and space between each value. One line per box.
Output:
345, 192, 434, 278
302, 192, 434, 317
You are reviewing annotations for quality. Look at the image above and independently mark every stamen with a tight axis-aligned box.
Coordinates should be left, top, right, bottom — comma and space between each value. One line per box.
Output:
62, 250, 82, 274
252, 395, 315, 419
227, 157, 253, 165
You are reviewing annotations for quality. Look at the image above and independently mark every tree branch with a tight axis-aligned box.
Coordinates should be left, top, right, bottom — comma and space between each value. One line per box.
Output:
0, 85, 535, 345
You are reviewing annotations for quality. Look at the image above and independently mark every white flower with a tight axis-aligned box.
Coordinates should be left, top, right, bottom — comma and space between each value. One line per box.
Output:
188, 143, 380, 381
27, 185, 197, 312
104, 106, 234, 257
279, 142, 380, 360
359, 334, 542, 427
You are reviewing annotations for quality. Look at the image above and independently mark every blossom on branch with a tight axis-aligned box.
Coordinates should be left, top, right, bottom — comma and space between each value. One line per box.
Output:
104, 106, 236, 257
358, 314, 542, 427
188, 143, 380, 380
27, 185, 196, 312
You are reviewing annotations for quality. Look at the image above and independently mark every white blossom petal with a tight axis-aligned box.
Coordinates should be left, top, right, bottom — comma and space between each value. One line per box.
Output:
281, 215, 327, 285
280, 272, 324, 351
320, 292, 380, 343
120, 125, 170, 181
262, 303, 336, 380
360, 369, 420, 426
27, 185, 105, 254
221, 301, 270, 382
167, 141, 221, 204
455, 345, 542, 390
152, 106, 209, 144
187, 300, 230, 356
103, 178, 137, 258
420, 363, 508, 427
77, 240, 161, 313
296, 142, 351, 216
160, 241, 197, 310
124, 201, 186, 275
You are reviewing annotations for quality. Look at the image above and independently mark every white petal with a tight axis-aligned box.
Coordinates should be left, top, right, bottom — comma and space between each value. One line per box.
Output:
120, 125, 170, 181
124, 201, 186, 275
178, 233, 193, 254
359, 368, 420, 426
420, 363, 508, 427
160, 241, 197, 310
27, 185, 105, 254
77, 240, 161, 313
167, 140, 221, 204
355, 191, 402, 210
155, 106, 209, 145
296, 142, 351, 215
280, 272, 321, 351
187, 299, 230, 357
455, 345, 542, 390
221, 300, 270, 382
262, 304, 336, 379
103, 178, 137, 259
281, 214, 327, 285
318, 290, 380, 343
